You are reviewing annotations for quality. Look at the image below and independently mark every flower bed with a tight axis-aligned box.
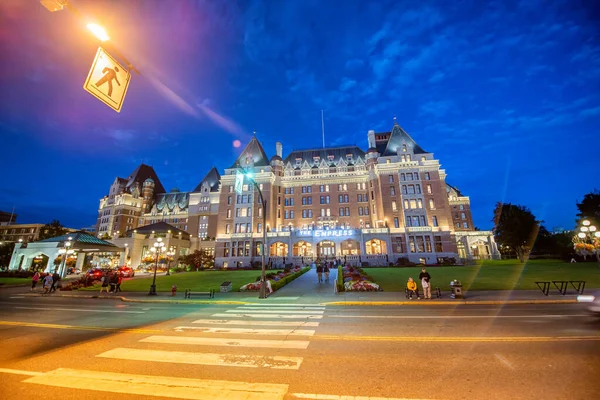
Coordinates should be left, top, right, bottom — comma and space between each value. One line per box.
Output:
240, 266, 310, 292
341, 265, 381, 292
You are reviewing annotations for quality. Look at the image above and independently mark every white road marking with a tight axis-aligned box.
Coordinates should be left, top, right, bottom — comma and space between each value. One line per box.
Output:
329, 314, 589, 319
236, 306, 325, 311
171, 326, 315, 336
225, 309, 324, 314
213, 313, 323, 319
14, 306, 144, 314
244, 302, 320, 306
190, 319, 320, 327
495, 354, 515, 370
141, 335, 310, 349
23, 368, 288, 399
0, 367, 43, 376
292, 394, 433, 400
9, 296, 25, 299
98, 348, 303, 370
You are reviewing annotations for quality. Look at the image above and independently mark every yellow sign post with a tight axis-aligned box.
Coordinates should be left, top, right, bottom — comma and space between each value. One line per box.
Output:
83, 47, 131, 113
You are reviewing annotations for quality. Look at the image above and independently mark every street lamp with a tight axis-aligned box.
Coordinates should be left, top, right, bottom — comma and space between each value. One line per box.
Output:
58, 238, 74, 277
148, 238, 165, 295
165, 247, 175, 276
236, 163, 268, 299
573, 219, 600, 262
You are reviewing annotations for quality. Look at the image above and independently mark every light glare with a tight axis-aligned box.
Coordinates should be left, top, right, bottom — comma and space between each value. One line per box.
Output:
87, 23, 110, 41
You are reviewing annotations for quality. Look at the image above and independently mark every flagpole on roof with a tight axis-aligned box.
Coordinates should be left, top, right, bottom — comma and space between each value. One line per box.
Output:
321, 110, 325, 149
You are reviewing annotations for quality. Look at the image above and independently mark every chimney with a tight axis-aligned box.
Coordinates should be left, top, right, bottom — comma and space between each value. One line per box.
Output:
276, 142, 282, 157
368, 130, 376, 148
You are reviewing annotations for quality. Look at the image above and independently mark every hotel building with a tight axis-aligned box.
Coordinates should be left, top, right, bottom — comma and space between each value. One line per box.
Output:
95, 119, 499, 269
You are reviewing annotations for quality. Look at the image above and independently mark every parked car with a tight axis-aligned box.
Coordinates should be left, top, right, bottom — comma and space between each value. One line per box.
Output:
118, 266, 135, 277
85, 268, 111, 280
577, 290, 600, 317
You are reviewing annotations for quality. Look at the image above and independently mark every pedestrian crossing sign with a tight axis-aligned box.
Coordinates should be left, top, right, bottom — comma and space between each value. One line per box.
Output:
83, 47, 131, 113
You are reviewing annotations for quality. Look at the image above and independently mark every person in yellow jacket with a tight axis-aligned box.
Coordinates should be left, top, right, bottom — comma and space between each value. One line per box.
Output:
407, 277, 420, 300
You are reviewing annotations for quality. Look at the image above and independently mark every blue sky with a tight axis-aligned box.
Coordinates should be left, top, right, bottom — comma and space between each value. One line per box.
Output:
0, 0, 598, 230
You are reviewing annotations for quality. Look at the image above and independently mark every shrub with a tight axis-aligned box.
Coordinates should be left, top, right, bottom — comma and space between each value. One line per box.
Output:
396, 257, 416, 267
0, 270, 35, 278
337, 266, 344, 292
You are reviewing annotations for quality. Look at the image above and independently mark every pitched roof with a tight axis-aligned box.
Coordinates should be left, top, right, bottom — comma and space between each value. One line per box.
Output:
127, 221, 190, 239
193, 167, 221, 193
125, 164, 166, 194
446, 183, 465, 197
378, 121, 427, 156
283, 145, 366, 165
229, 137, 270, 168
38, 232, 122, 251
154, 192, 190, 212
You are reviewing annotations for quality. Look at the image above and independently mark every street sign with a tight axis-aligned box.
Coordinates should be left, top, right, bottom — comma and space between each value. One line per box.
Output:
235, 171, 244, 195
83, 47, 131, 113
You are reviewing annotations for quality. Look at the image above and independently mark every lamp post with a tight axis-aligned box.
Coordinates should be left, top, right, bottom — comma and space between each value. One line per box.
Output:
166, 247, 175, 276
58, 237, 73, 278
574, 220, 600, 262
236, 163, 268, 299
148, 238, 165, 295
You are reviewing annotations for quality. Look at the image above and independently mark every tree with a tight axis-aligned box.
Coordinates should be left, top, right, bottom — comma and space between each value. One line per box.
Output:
0, 241, 15, 268
180, 250, 214, 270
38, 220, 69, 241
493, 202, 540, 262
576, 189, 600, 228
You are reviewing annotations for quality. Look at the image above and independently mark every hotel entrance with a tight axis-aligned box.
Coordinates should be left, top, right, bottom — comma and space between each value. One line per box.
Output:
317, 240, 336, 257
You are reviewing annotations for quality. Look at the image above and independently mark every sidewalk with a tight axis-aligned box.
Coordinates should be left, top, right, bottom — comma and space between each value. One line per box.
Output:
1, 267, 582, 305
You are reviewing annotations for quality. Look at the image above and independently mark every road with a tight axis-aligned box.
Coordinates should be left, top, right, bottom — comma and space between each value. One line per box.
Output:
0, 294, 598, 400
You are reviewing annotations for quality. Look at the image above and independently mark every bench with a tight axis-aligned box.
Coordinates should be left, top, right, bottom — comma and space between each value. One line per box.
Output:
184, 288, 215, 299
405, 287, 441, 299
535, 281, 586, 296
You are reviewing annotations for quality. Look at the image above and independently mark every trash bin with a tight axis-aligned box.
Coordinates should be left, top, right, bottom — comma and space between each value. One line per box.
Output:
220, 281, 232, 293
450, 280, 464, 299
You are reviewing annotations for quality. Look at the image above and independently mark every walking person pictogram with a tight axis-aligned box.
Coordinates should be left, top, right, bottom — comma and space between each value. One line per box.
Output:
95, 66, 120, 97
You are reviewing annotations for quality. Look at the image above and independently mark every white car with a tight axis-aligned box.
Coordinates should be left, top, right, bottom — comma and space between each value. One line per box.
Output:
577, 291, 600, 315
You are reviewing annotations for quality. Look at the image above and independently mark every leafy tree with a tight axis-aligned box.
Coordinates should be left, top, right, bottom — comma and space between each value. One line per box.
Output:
0, 241, 15, 267
576, 189, 600, 228
493, 202, 540, 262
38, 220, 69, 241
180, 250, 214, 270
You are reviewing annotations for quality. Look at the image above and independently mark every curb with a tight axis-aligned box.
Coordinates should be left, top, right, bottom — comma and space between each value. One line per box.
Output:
20, 293, 250, 305
323, 299, 578, 306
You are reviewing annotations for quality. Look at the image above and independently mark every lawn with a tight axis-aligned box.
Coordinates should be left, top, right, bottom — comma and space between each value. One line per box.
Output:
364, 259, 600, 291
79, 270, 279, 292
0, 277, 31, 286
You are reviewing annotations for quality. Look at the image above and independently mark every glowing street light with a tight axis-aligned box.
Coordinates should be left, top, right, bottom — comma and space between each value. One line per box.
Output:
86, 23, 110, 42
148, 238, 165, 295
573, 219, 600, 262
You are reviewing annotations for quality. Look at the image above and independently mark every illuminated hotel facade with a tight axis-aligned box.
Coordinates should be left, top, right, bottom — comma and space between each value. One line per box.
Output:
214, 120, 499, 267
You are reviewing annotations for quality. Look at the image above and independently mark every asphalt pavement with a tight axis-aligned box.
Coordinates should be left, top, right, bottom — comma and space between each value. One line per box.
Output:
0, 290, 599, 400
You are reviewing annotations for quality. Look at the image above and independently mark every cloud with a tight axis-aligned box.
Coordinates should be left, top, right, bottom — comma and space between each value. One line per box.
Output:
419, 100, 455, 118
339, 78, 356, 91
107, 129, 136, 146
344, 59, 364, 71
428, 71, 445, 83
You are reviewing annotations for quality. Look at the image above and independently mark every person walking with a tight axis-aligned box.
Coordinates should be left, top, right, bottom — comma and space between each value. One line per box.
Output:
99, 272, 110, 293
324, 265, 330, 283
109, 271, 118, 293
419, 267, 432, 299
316, 264, 323, 283
42, 273, 53, 294
406, 277, 420, 300
115, 273, 123, 293
50, 271, 61, 293
31, 271, 40, 291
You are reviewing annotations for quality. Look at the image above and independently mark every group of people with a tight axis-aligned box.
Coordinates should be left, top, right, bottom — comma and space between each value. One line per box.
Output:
30, 271, 61, 294
313, 262, 332, 283
99, 270, 123, 293
406, 267, 432, 299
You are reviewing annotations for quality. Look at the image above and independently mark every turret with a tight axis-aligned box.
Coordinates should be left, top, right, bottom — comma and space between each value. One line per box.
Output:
142, 178, 155, 213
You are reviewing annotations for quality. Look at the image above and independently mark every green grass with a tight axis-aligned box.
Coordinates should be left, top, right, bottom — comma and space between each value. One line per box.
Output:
364, 259, 600, 291
0, 277, 31, 286
79, 270, 281, 292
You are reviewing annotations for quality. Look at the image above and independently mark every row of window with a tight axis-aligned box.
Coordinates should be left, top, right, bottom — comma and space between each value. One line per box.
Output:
225, 223, 264, 234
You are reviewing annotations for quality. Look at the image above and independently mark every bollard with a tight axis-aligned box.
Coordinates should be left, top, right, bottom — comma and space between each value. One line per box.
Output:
171, 284, 177, 297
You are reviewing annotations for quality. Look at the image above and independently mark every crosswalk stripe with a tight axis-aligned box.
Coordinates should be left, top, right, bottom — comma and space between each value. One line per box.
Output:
141, 335, 310, 349
190, 319, 320, 327
213, 313, 323, 319
291, 394, 434, 400
23, 368, 289, 399
169, 326, 314, 336
225, 309, 324, 314
236, 306, 325, 311
97, 348, 303, 370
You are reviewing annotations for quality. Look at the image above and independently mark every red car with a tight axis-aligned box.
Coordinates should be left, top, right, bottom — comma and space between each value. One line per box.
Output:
118, 266, 135, 277
85, 268, 109, 280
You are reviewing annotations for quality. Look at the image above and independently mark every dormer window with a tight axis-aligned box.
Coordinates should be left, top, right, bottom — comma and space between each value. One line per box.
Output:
402, 144, 407, 152
295, 158, 302, 166
346, 154, 353, 162
328, 154, 334, 161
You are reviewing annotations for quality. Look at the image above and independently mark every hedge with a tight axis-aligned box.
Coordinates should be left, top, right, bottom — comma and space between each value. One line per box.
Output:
270, 266, 311, 292
337, 266, 345, 292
